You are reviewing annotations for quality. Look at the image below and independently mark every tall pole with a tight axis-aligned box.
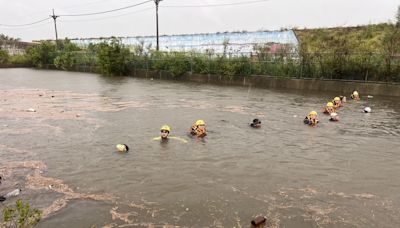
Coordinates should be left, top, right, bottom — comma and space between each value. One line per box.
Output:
51, 9, 59, 42
154, 0, 162, 51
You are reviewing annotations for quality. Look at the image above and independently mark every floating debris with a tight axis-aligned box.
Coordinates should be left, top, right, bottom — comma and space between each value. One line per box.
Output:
26, 172, 116, 218
251, 215, 266, 226
4, 188, 22, 198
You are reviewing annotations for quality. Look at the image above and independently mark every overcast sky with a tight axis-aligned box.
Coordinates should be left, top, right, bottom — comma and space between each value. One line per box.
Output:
0, 0, 399, 41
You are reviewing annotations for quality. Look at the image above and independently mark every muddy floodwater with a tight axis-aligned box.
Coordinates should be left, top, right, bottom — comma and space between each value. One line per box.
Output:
1, 68, 400, 228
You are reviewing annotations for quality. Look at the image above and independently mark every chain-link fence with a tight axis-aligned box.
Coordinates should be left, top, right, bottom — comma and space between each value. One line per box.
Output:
125, 51, 400, 82
60, 51, 400, 83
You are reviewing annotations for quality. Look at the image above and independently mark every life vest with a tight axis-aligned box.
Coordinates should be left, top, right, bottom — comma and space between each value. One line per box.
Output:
304, 116, 318, 126
333, 100, 342, 108
323, 106, 335, 114
190, 125, 207, 137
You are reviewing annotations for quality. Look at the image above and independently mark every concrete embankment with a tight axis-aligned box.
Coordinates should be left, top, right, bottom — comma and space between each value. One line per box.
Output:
129, 69, 400, 97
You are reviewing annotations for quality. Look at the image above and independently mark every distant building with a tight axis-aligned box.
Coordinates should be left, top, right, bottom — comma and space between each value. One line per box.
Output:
0, 41, 38, 55
69, 30, 299, 55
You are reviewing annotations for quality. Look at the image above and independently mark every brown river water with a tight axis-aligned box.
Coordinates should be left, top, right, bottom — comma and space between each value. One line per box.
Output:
0, 68, 400, 228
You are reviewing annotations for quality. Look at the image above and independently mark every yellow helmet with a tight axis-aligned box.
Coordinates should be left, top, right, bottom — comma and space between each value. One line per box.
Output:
195, 119, 205, 126
334, 97, 340, 101
160, 125, 171, 132
327, 102, 334, 107
116, 144, 129, 152
353, 91, 359, 96
309, 111, 318, 116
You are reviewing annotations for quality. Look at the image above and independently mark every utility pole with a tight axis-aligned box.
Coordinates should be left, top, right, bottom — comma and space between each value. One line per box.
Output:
154, 0, 162, 51
50, 9, 59, 42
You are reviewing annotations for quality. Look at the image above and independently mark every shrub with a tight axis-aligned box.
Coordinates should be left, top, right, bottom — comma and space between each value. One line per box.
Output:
9, 55, 31, 65
26, 41, 57, 68
96, 38, 131, 76
167, 52, 190, 77
192, 56, 209, 74
54, 52, 77, 70
2, 199, 42, 228
0, 49, 9, 64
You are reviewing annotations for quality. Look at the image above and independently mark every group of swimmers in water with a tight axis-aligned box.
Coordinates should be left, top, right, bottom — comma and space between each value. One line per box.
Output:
152, 121, 207, 143
116, 117, 264, 152
116, 90, 369, 152
116, 120, 209, 151
303, 90, 363, 127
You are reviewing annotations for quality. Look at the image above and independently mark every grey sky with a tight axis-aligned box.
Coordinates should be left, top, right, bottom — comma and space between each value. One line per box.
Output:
0, 0, 398, 41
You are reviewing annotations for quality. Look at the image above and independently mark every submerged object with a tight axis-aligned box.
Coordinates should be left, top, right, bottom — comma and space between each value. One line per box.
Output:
251, 216, 267, 226
330, 112, 339, 121
250, 118, 261, 128
364, 107, 372, 113
0, 196, 5, 202
5, 189, 21, 198
116, 144, 129, 152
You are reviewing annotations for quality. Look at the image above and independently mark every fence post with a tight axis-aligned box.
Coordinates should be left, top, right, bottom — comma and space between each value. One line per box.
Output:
299, 53, 303, 79
208, 54, 211, 76
146, 58, 149, 78
190, 53, 193, 75
133, 60, 136, 77
249, 52, 252, 75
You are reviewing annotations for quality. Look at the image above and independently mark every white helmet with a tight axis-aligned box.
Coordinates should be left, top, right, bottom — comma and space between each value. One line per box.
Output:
330, 112, 338, 117
364, 107, 371, 113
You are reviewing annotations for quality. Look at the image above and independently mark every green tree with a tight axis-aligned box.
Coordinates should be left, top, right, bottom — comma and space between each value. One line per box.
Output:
167, 52, 190, 77
53, 39, 81, 70
54, 52, 76, 70
96, 38, 131, 76
26, 41, 57, 68
2, 199, 42, 228
382, 24, 400, 81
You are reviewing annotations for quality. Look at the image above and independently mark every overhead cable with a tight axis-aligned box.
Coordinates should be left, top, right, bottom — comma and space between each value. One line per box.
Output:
0, 18, 51, 27
59, 7, 154, 23
162, 0, 271, 8
58, 0, 153, 17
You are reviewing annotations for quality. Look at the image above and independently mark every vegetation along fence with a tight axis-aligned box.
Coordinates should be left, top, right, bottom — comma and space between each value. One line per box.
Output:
2, 39, 399, 83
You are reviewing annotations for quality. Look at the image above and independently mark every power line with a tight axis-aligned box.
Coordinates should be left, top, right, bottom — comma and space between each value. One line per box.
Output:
0, 21, 52, 30
59, 7, 154, 23
0, 18, 51, 27
162, 0, 272, 8
58, 0, 153, 17
6, 0, 146, 20
57, 0, 118, 11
